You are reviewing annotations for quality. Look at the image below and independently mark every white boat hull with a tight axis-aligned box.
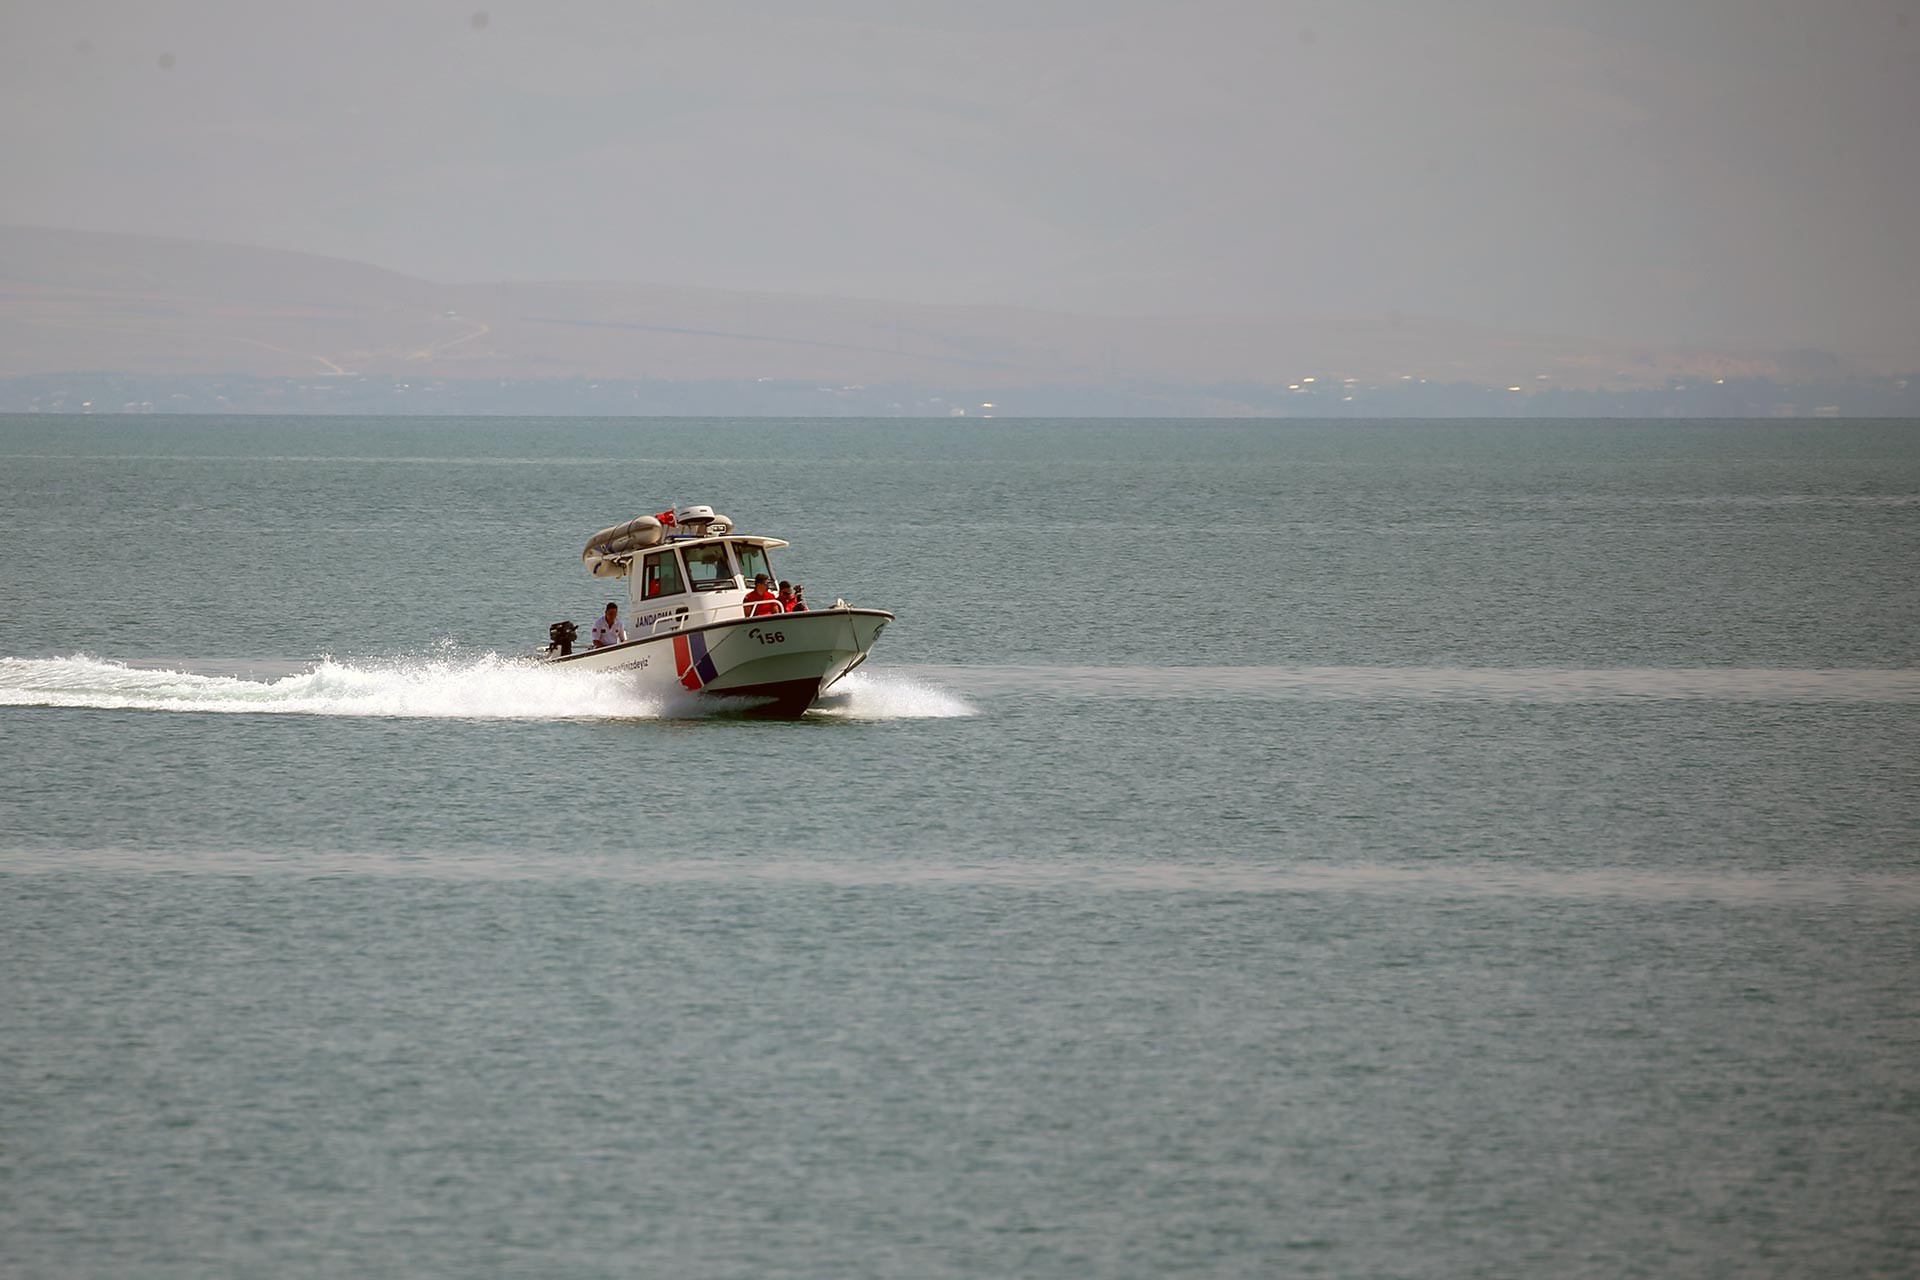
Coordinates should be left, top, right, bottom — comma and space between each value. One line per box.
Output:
543, 607, 892, 717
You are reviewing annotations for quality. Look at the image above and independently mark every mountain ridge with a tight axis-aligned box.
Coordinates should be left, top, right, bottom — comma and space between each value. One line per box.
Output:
0, 225, 1872, 393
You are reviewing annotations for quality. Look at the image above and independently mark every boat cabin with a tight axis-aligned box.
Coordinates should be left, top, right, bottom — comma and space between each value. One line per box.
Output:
581, 505, 788, 636
625, 534, 788, 633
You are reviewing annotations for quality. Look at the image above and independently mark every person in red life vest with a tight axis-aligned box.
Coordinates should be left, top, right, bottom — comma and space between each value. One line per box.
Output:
744, 573, 782, 617
777, 580, 796, 612
788, 584, 806, 612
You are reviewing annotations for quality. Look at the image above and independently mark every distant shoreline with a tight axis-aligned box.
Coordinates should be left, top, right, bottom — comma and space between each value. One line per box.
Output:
4, 372, 1916, 420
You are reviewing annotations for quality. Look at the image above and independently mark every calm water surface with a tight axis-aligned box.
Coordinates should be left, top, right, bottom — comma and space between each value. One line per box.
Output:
3, 416, 1917, 1277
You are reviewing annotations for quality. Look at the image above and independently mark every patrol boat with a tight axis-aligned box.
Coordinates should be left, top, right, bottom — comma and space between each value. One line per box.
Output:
543, 504, 892, 717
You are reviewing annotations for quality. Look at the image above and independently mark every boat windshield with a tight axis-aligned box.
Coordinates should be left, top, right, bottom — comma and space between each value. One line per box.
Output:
684, 542, 736, 592
733, 541, 774, 585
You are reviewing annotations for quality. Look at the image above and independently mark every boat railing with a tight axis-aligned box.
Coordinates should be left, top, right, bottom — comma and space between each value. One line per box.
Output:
636, 606, 748, 634
638, 611, 692, 637
631, 600, 849, 636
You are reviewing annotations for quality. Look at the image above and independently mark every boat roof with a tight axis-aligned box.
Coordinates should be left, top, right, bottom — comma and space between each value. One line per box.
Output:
652, 532, 789, 554
591, 532, 789, 568
582, 508, 789, 579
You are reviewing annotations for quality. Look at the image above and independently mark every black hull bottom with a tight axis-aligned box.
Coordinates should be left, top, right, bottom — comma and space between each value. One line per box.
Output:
706, 676, 825, 719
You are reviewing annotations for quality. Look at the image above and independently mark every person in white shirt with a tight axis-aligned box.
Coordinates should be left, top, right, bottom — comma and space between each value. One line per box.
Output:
590, 601, 627, 648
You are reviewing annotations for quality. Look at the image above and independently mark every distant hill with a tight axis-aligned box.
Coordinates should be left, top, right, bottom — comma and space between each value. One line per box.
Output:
0, 226, 1871, 395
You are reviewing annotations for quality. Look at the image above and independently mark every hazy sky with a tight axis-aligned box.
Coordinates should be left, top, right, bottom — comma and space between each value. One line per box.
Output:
4, 1, 1918, 362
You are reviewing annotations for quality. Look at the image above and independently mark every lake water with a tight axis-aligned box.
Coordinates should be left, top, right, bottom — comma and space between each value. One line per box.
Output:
3, 416, 1917, 1277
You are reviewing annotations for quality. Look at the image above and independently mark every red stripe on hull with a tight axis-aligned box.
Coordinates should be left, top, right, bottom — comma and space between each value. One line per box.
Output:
672, 634, 702, 690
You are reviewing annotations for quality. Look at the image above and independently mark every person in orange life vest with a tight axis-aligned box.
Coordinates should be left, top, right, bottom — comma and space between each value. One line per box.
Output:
788, 584, 806, 613
744, 573, 782, 617
777, 580, 796, 612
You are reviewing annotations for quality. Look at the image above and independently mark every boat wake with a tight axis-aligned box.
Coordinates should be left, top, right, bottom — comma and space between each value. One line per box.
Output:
912, 664, 1920, 703
0, 654, 973, 721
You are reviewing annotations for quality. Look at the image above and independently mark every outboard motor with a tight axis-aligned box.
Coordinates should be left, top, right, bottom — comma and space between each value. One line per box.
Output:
546, 620, 578, 656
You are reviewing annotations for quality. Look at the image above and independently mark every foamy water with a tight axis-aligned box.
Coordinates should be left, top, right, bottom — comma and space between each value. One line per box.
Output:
8, 654, 1908, 717
0, 654, 974, 720
811, 669, 975, 718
